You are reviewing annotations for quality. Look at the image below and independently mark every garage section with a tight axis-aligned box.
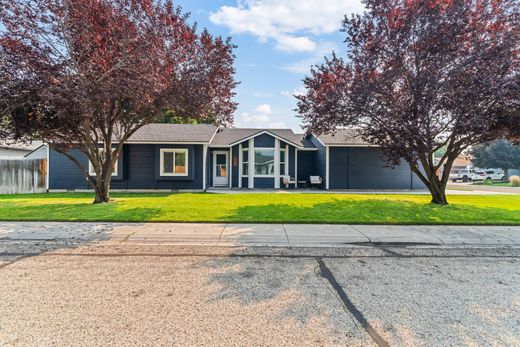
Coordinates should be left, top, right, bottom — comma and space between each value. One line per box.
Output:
329, 147, 422, 189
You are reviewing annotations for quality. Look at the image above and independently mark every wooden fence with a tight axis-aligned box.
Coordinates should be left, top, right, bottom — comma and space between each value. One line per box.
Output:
0, 158, 47, 194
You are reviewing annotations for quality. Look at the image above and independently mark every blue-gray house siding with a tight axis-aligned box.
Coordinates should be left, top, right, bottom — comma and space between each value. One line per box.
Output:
297, 151, 318, 182
328, 147, 424, 189
308, 136, 327, 188
231, 145, 239, 188
48, 127, 426, 191
49, 144, 204, 190
254, 133, 275, 147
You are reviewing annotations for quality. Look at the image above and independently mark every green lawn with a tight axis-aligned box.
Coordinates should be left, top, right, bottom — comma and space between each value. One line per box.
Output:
0, 192, 519, 224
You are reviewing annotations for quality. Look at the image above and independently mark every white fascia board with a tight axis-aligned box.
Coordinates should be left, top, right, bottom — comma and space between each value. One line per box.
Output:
228, 130, 304, 149
326, 144, 379, 147
297, 148, 318, 151
309, 133, 326, 147
122, 141, 210, 145
208, 127, 220, 145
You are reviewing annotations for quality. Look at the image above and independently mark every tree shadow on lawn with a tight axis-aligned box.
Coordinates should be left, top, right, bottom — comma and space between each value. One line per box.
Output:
218, 198, 520, 225
0, 200, 163, 222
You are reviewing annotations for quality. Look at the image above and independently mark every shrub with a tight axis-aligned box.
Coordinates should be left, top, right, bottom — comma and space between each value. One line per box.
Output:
510, 176, 520, 187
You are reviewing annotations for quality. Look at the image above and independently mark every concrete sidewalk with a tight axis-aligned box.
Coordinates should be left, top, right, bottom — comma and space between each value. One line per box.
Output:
1, 222, 520, 247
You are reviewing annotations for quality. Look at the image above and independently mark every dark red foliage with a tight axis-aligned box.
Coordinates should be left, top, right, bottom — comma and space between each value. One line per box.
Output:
297, 0, 519, 204
0, 0, 237, 203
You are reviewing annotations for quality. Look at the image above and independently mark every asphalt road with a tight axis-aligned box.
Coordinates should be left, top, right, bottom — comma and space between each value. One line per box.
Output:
1, 241, 519, 346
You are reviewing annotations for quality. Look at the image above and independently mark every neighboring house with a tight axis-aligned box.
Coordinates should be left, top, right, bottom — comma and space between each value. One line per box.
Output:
24, 143, 48, 160
48, 124, 425, 191
0, 141, 44, 158
436, 154, 472, 177
451, 155, 472, 173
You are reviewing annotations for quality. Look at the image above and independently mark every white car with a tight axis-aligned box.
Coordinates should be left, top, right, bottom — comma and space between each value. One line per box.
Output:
470, 169, 505, 181
450, 169, 474, 182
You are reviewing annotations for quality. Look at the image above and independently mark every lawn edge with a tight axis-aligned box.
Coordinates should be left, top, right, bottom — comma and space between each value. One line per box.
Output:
1, 218, 519, 226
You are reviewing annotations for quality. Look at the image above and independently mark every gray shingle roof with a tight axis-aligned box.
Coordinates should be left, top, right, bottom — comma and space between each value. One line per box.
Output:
127, 124, 217, 143
316, 129, 368, 146
118, 124, 368, 147
210, 128, 313, 148
0, 140, 44, 151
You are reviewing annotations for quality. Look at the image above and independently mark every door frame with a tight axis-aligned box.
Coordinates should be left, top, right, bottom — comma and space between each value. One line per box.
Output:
212, 150, 229, 187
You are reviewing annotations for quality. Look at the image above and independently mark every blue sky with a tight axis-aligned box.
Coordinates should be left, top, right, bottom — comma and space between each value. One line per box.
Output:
174, 0, 365, 132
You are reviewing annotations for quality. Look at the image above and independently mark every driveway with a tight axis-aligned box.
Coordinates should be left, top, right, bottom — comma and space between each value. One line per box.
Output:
1, 223, 520, 346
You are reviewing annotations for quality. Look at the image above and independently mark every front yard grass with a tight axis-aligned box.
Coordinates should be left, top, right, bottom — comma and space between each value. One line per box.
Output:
0, 192, 519, 224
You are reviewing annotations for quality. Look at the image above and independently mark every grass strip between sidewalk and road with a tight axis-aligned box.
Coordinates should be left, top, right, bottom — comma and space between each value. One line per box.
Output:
0, 192, 519, 225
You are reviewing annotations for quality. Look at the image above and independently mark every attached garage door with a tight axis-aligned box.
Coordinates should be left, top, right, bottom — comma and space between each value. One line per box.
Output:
329, 147, 415, 189
329, 147, 349, 189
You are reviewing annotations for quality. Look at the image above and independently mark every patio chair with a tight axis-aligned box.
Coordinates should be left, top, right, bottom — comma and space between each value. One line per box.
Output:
281, 175, 297, 189
309, 176, 322, 189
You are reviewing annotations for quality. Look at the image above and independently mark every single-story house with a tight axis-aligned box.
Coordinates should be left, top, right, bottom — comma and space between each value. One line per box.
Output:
48, 124, 424, 191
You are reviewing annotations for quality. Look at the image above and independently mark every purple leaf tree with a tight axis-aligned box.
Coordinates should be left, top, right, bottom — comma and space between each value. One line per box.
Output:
297, 0, 519, 204
0, 0, 237, 203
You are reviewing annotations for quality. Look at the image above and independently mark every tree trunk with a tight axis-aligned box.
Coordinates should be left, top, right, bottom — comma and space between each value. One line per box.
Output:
424, 167, 450, 205
411, 159, 450, 205
428, 181, 449, 205
93, 177, 111, 204
504, 168, 509, 181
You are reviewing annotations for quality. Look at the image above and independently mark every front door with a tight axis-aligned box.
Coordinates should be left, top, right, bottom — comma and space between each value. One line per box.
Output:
213, 151, 229, 187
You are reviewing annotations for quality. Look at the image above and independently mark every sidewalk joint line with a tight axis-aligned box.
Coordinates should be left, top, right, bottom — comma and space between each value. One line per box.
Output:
121, 231, 136, 243
218, 223, 227, 244
350, 225, 372, 243
282, 224, 291, 247
410, 226, 445, 244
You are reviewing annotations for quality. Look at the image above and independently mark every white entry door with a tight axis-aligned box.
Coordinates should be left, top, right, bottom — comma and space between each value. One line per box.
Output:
213, 151, 229, 187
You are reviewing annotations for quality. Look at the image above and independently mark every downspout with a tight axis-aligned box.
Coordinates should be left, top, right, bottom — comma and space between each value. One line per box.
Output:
274, 138, 280, 189
229, 146, 232, 189
325, 146, 330, 190
238, 143, 242, 188
202, 144, 208, 191
248, 139, 254, 189
45, 144, 50, 192
295, 148, 298, 184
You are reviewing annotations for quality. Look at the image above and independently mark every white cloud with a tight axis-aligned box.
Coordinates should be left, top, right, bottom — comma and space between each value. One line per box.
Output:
210, 0, 364, 53
255, 104, 272, 114
275, 35, 316, 52
280, 86, 306, 97
280, 41, 339, 73
236, 104, 287, 129
253, 91, 274, 98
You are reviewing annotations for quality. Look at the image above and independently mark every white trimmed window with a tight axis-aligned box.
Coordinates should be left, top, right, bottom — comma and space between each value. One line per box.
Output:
160, 148, 188, 176
242, 148, 249, 177
254, 148, 275, 177
280, 149, 286, 175
89, 149, 118, 176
